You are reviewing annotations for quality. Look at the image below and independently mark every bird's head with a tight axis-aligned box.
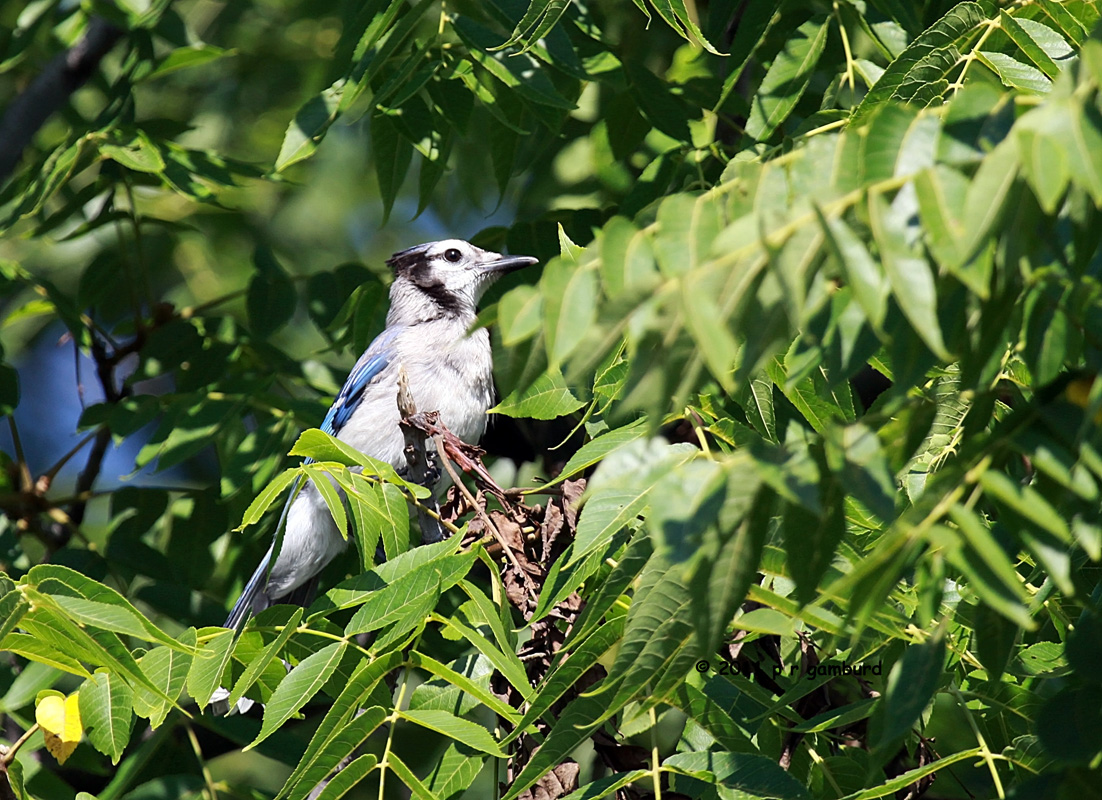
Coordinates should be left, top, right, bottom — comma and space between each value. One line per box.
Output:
386, 239, 538, 321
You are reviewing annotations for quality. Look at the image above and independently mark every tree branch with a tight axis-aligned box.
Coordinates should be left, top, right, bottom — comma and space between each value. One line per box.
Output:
0, 17, 125, 184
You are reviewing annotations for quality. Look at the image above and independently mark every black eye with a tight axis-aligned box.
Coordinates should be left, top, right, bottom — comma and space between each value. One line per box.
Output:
444, 248, 462, 263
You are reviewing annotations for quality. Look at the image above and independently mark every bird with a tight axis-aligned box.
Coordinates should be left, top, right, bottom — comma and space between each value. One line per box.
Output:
222, 239, 538, 631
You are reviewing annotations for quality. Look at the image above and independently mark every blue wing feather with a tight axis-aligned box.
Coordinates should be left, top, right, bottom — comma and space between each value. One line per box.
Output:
225, 328, 402, 629
321, 325, 402, 436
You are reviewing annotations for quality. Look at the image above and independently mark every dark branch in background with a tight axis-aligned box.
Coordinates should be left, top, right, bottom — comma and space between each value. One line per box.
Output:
36, 325, 144, 551
68, 333, 135, 529
0, 17, 125, 184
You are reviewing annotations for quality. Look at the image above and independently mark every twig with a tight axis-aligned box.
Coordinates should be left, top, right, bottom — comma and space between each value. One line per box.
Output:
0, 17, 125, 184
0, 722, 39, 767
395, 368, 445, 544
6, 418, 31, 494
433, 433, 538, 604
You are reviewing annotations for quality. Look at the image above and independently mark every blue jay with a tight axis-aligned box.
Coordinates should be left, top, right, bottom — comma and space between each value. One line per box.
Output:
223, 239, 537, 630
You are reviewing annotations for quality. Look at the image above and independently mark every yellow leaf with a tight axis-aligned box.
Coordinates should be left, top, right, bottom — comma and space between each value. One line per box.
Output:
1066, 376, 1102, 423
35, 691, 82, 764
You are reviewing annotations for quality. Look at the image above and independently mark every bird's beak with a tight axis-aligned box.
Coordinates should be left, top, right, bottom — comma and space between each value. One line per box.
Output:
484, 254, 539, 274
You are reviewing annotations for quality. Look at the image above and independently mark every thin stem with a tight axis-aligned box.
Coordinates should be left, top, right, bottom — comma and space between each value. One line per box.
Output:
950, 686, 1005, 798
807, 745, 844, 798
833, 1, 855, 94
7, 418, 31, 493
434, 434, 537, 604
948, 19, 998, 93
183, 722, 219, 800
41, 430, 100, 482
0, 723, 40, 766
179, 274, 311, 319
379, 665, 414, 799
649, 706, 662, 800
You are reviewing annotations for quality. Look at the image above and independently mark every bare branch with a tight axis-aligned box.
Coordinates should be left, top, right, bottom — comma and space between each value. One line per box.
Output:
0, 17, 125, 184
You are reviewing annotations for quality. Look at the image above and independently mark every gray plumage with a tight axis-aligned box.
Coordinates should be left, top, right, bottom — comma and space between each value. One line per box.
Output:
212, 239, 536, 714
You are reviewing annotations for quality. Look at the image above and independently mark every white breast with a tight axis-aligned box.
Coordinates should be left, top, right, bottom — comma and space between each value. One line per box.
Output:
335, 323, 495, 472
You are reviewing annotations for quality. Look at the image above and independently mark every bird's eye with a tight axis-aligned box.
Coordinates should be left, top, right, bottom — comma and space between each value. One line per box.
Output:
444, 248, 462, 263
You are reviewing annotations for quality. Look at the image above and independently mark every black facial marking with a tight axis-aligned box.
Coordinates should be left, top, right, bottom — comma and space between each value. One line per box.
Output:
386, 246, 464, 317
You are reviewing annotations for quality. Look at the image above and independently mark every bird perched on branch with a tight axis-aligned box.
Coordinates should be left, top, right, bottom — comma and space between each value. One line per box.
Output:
222, 239, 537, 631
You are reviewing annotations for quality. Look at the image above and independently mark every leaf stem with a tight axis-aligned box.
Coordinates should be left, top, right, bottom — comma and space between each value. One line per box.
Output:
649, 706, 662, 800
183, 722, 220, 800
950, 685, 1005, 798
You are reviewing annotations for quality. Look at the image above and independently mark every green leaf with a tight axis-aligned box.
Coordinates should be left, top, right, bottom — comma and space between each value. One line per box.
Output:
491, 368, 585, 419
973, 603, 1018, 681
345, 475, 410, 566
817, 208, 889, 332
868, 193, 950, 360
131, 630, 195, 728
498, 0, 572, 52
250, 641, 347, 749
398, 708, 505, 756
371, 111, 413, 224
290, 430, 422, 493
505, 620, 622, 742
852, 3, 986, 123
836, 748, 984, 800
545, 418, 648, 489
237, 469, 299, 531
247, 250, 297, 338
99, 131, 166, 174
0, 590, 28, 643
874, 633, 945, 758
303, 464, 349, 542
1035, 683, 1102, 764
542, 255, 598, 367
980, 470, 1071, 543
78, 669, 133, 765
498, 283, 543, 346
503, 695, 608, 800
1036, 0, 1087, 45
647, 0, 725, 54
343, 559, 453, 637
0, 633, 91, 677
312, 753, 378, 799
691, 481, 772, 651
186, 629, 235, 708
25, 565, 191, 653
279, 656, 397, 800
959, 140, 1019, 265
574, 439, 698, 561
945, 507, 1032, 626
596, 560, 700, 718
977, 51, 1052, 94
143, 45, 233, 80
424, 742, 485, 799
664, 751, 811, 799
623, 58, 692, 141
388, 753, 435, 800
782, 484, 844, 606
1000, 11, 1062, 79
435, 613, 530, 700
276, 82, 343, 172
50, 596, 170, 647
745, 17, 829, 140
598, 216, 659, 296
228, 607, 303, 708
453, 17, 576, 110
